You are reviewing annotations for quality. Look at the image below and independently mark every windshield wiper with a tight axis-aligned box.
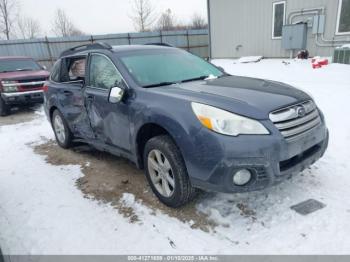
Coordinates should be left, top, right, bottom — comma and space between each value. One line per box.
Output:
181, 75, 209, 83
143, 82, 177, 88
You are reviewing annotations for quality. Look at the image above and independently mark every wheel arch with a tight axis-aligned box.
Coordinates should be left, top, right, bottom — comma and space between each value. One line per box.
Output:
135, 120, 191, 169
49, 106, 58, 122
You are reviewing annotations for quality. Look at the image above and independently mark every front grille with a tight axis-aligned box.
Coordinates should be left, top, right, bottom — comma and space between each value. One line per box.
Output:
17, 78, 46, 90
21, 84, 44, 89
270, 101, 321, 140
18, 78, 46, 83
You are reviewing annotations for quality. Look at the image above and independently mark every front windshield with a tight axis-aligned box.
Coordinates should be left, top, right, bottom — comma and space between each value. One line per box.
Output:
119, 49, 223, 87
0, 59, 42, 73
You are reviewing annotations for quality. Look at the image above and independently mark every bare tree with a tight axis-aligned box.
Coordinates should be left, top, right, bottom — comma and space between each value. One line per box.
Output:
156, 9, 176, 31
52, 8, 84, 37
130, 0, 157, 32
189, 13, 208, 30
17, 17, 41, 39
0, 0, 17, 40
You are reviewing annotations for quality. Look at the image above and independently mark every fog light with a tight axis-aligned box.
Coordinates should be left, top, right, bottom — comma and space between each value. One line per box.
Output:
233, 169, 252, 186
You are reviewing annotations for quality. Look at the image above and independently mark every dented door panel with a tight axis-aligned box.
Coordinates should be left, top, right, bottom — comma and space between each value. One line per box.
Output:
85, 87, 132, 152
51, 82, 94, 139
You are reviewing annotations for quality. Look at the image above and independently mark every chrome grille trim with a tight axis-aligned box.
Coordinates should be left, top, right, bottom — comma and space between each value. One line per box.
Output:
275, 110, 319, 130
269, 101, 316, 122
2, 81, 46, 87
270, 101, 322, 139
280, 116, 321, 138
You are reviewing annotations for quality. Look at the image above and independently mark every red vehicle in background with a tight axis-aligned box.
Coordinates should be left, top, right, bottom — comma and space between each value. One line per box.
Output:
0, 56, 49, 116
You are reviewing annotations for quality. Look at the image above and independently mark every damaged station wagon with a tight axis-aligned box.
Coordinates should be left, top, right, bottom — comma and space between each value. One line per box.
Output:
44, 43, 329, 207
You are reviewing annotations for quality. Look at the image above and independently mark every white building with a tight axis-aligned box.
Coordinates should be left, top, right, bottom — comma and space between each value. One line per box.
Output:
207, 0, 350, 58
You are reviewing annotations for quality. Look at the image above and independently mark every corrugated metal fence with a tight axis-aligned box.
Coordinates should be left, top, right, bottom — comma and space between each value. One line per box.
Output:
0, 29, 209, 69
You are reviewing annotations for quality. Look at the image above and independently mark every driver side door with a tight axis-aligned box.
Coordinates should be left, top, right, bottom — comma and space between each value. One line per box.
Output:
85, 53, 132, 152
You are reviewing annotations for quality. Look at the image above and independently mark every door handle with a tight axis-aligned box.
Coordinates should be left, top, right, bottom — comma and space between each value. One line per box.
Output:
86, 95, 95, 101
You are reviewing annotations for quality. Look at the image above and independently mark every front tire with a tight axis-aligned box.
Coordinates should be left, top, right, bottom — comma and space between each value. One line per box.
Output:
52, 110, 73, 149
0, 97, 10, 116
144, 135, 198, 208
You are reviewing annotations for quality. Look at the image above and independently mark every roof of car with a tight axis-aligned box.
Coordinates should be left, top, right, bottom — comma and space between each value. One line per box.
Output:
0, 56, 32, 60
59, 43, 176, 58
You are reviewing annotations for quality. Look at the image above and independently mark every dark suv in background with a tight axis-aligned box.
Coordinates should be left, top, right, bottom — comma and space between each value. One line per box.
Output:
44, 43, 328, 207
0, 56, 49, 116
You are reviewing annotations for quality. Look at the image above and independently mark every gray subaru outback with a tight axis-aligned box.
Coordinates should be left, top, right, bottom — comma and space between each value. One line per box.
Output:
44, 43, 329, 207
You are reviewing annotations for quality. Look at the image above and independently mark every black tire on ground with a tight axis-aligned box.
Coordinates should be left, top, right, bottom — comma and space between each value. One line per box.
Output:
0, 97, 10, 117
52, 109, 73, 149
143, 135, 198, 208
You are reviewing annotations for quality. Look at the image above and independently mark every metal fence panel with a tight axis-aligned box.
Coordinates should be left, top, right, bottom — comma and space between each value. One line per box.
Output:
0, 30, 209, 69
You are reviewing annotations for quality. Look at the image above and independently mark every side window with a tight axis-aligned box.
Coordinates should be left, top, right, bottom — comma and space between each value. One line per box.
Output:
59, 56, 87, 83
50, 59, 61, 82
89, 54, 123, 90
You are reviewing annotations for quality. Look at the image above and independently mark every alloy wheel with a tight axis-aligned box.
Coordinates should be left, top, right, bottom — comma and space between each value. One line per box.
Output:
53, 114, 66, 144
147, 149, 175, 197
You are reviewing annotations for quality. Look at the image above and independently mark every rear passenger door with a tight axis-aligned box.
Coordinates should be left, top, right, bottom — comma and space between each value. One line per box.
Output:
85, 53, 131, 152
49, 56, 94, 139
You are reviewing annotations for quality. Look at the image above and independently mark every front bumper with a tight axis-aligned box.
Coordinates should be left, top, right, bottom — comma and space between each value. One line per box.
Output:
186, 118, 329, 193
1, 90, 44, 105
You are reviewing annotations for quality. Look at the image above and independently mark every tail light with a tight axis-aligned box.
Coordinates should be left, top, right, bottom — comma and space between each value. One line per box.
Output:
42, 85, 49, 92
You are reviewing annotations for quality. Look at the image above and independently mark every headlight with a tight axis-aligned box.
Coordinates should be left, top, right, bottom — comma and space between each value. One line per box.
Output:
191, 102, 269, 136
1, 81, 18, 92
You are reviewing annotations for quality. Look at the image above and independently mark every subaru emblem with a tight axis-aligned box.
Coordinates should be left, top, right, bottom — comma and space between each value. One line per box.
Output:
297, 106, 306, 118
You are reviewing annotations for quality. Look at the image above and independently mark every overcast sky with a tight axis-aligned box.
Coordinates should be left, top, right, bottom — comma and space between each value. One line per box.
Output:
19, 0, 207, 36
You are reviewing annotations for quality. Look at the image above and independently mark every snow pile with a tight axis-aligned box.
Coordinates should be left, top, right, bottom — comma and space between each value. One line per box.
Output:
237, 56, 263, 63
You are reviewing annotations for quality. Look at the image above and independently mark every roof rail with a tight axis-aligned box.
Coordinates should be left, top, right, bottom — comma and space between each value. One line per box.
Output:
145, 42, 174, 47
59, 42, 113, 58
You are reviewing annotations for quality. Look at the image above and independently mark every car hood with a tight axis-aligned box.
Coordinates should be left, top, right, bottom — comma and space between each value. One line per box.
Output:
0, 70, 49, 81
152, 75, 311, 120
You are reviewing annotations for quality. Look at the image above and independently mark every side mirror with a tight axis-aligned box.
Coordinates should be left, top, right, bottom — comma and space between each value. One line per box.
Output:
109, 86, 125, 103
42, 65, 47, 70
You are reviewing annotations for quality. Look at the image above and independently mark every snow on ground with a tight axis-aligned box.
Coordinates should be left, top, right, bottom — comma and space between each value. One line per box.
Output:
1, 59, 350, 255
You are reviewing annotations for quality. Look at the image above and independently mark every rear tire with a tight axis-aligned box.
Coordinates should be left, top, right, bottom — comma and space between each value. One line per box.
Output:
143, 135, 198, 208
0, 97, 10, 116
52, 110, 73, 149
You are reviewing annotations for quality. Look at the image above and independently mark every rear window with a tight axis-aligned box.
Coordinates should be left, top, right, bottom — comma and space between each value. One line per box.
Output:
0, 59, 42, 73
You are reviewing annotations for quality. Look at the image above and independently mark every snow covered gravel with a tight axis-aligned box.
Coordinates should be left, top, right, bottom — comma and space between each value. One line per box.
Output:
1, 59, 350, 255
